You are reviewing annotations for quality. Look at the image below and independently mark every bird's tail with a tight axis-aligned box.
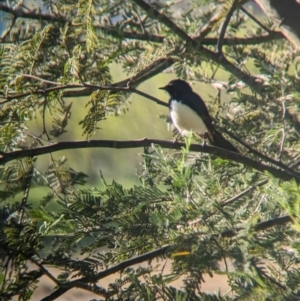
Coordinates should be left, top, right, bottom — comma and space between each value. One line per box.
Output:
208, 130, 239, 153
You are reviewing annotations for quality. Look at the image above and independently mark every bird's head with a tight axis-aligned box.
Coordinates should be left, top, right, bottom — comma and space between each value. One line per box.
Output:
159, 79, 193, 98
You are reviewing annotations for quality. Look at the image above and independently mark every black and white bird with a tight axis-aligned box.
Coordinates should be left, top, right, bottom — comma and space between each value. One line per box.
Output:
159, 79, 238, 153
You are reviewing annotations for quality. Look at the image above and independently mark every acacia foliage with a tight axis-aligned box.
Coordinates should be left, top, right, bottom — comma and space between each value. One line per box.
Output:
0, 0, 300, 300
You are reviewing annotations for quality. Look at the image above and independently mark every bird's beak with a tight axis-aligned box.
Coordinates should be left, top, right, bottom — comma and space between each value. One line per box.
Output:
159, 85, 167, 90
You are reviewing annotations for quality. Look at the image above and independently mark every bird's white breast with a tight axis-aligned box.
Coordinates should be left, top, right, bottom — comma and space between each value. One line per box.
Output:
170, 100, 207, 136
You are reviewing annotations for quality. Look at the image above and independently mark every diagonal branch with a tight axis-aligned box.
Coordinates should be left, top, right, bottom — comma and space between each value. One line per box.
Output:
130, 0, 265, 94
220, 215, 292, 238
40, 212, 293, 301
220, 127, 300, 179
187, 179, 269, 226
220, 179, 268, 207
0, 2, 284, 95
40, 245, 171, 301
30, 257, 60, 286
116, 57, 175, 88
1, 138, 299, 182
241, 6, 270, 33
0, 15, 16, 42
217, 0, 239, 53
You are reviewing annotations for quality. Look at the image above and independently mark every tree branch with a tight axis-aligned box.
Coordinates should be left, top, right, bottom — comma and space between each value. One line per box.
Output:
221, 214, 292, 237
1, 138, 299, 182
220, 179, 268, 207
220, 127, 300, 179
0, 19, 284, 46
0, 3, 66, 22
0, 15, 16, 42
40, 245, 171, 301
130, 0, 265, 94
254, 215, 292, 231
0, 1, 284, 44
64, 57, 175, 98
99, 24, 283, 46
217, 0, 239, 53
0, 82, 168, 108
209, 32, 283, 45
188, 179, 269, 226
41, 212, 293, 301
0, 2, 284, 46
30, 257, 60, 286
0, 2, 285, 96
241, 6, 270, 33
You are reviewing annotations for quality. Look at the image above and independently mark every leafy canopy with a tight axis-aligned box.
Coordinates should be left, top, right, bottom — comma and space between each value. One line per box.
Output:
0, 0, 300, 300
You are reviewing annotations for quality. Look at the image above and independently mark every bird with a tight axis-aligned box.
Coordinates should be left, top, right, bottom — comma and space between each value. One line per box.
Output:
159, 79, 239, 153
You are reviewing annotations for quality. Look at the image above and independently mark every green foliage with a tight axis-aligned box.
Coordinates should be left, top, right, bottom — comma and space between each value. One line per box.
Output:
0, 0, 300, 300
80, 90, 131, 138
4, 142, 299, 299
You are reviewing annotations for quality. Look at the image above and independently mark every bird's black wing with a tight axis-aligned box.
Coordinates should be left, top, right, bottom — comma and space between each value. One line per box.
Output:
184, 91, 215, 140
187, 92, 238, 153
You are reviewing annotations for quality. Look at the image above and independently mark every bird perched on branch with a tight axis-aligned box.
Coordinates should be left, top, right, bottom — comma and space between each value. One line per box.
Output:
159, 79, 238, 153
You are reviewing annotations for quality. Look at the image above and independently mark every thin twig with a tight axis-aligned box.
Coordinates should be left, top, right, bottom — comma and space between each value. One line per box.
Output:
0, 83, 168, 108
1, 258, 10, 290
220, 179, 268, 207
20, 74, 62, 86
278, 100, 287, 160
48, 152, 67, 206
132, 4, 146, 34
19, 164, 34, 224
187, 179, 269, 226
217, 0, 239, 53
22, 131, 53, 145
42, 97, 51, 140
33, 166, 66, 203
241, 6, 270, 33
0, 84, 82, 103
30, 257, 60, 285
0, 15, 16, 42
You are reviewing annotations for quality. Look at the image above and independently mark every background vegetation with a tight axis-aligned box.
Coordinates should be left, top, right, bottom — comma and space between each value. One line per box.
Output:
1, 0, 300, 300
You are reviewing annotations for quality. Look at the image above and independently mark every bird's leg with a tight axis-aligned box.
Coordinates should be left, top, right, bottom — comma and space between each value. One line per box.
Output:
172, 131, 182, 143
200, 133, 209, 146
